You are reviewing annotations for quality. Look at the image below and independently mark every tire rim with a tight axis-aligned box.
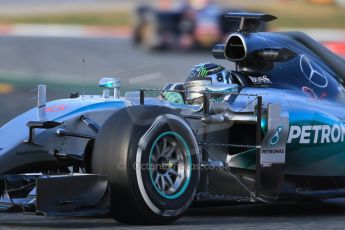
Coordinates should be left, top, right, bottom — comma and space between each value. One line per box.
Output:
149, 131, 192, 200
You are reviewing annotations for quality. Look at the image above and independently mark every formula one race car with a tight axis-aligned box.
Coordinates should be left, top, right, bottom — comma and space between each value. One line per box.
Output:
132, 3, 267, 50
1, 12, 345, 225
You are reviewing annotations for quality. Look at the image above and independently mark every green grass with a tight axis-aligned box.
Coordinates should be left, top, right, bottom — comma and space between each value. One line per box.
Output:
0, 75, 98, 94
0, 10, 130, 26
0, 74, 156, 97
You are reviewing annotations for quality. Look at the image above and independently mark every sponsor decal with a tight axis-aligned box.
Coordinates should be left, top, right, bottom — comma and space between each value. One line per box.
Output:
199, 67, 209, 77
299, 54, 328, 88
45, 105, 66, 112
287, 124, 345, 144
269, 126, 284, 146
261, 148, 285, 154
260, 104, 288, 165
248, 75, 272, 85
261, 126, 285, 164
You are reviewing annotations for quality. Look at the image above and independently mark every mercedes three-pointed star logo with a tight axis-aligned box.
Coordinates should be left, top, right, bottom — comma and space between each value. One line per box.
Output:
299, 54, 328, 88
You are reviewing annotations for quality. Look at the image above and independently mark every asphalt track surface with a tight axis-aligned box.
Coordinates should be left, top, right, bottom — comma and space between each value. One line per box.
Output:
2, 36, 345, 229
2, 199, 345, 229
0, 36, 228, 86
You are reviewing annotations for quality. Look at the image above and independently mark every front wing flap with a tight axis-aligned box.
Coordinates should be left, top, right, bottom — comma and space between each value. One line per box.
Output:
0, 174, 109, 216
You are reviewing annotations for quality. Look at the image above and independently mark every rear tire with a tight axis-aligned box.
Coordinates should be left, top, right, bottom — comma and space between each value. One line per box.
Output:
92, 105, 200, 225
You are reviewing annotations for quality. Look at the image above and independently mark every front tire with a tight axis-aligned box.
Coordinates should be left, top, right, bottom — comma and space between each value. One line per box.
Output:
92, 106, 200, 225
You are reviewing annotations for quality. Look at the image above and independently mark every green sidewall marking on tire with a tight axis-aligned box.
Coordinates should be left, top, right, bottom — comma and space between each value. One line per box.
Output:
148, 131, 192, 200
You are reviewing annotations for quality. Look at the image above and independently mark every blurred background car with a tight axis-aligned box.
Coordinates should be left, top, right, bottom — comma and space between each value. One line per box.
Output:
132, 0, 267, 50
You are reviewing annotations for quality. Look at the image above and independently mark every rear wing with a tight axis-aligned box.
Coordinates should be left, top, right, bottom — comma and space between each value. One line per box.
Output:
225, 12, 276, 33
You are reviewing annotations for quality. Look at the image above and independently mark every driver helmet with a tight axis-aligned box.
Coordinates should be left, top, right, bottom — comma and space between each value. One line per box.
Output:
184, 62, 232, 104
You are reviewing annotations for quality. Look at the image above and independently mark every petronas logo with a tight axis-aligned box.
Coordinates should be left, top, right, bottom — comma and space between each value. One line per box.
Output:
199, 68, 208, 77
269, 126, 283, 146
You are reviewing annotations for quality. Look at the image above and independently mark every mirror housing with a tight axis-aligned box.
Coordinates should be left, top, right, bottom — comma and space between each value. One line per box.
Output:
99, 78, 121, 99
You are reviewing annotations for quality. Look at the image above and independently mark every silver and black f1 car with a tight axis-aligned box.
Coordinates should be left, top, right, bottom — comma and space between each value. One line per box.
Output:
1, 13, 345, 225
